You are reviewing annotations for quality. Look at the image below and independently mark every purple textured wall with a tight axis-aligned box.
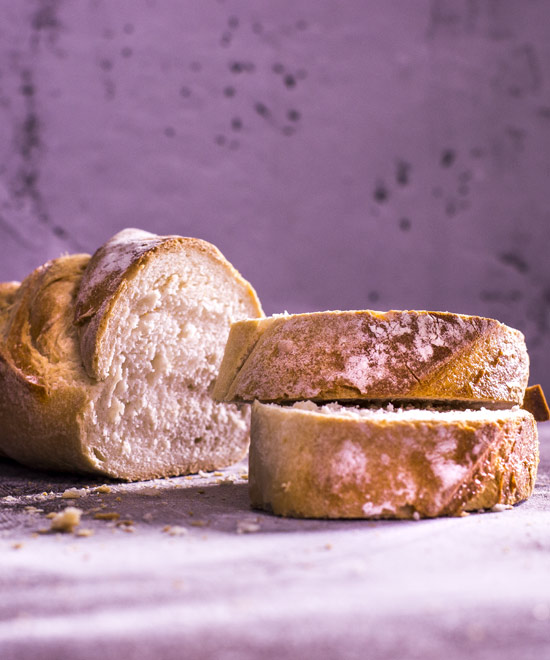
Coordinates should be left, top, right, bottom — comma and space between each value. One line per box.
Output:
1, 1, 549, 388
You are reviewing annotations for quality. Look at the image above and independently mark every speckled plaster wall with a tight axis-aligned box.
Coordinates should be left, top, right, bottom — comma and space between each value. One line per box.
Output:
1, 0, 550, 388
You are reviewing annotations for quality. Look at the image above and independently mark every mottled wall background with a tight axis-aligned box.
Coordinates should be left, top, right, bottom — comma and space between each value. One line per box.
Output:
1, 0, 549, 388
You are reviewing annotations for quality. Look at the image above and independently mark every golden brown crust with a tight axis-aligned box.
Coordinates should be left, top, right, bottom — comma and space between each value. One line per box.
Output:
249, 403, 538, 519
0, 254, 98, 473
522, 384, 550, 422
464, 410, 538, 510
215, 310, 529, 406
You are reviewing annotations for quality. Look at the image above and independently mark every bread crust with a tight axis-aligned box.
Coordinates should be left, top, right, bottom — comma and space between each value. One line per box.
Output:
249, 402, 538, 519
214, 310, 529, 407
0, 230, 263, 479
0, 255, 98, 472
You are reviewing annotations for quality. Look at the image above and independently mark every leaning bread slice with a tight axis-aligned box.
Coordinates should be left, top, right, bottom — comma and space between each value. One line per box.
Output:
213, 310, 529, 408
249, 401, 538, 519
0, 229, 263, 480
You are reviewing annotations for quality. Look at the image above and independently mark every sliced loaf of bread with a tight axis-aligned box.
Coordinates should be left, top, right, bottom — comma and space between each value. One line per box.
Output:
0, 229, 263, 479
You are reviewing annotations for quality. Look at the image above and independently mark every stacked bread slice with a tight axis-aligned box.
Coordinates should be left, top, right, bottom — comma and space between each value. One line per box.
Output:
214, 310, 541, 518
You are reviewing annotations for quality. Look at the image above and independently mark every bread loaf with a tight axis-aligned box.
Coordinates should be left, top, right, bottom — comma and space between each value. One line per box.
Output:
249, 401, 538, 519
213, 310, 529, 407
0, 229, 263, 479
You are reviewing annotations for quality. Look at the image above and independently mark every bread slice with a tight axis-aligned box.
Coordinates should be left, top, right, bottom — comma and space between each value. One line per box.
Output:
213, 310, 529, 408
249, 401, 538, 519
522, 384, 550, 421
0, 229, 263, 480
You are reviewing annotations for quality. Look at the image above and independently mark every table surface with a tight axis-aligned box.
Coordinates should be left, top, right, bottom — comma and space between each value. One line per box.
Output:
0, 426, 549, 660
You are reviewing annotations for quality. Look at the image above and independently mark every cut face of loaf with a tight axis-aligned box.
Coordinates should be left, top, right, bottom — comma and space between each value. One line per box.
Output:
0, 229, 263, 480
249, 402, 538, 519
214, 310, 529, 407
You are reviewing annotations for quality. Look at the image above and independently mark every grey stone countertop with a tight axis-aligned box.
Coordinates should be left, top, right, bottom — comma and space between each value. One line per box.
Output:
0, 427, 549, 660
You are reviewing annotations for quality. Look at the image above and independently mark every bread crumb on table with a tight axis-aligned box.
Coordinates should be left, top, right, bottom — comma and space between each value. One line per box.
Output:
217, 475, 237, 485
94, 485, 111, 494
75, 528, 94, 537
50, 507, 83, 532
93, 512, 120, 521
62, 488, 87, 499
163, 525, 188, 536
